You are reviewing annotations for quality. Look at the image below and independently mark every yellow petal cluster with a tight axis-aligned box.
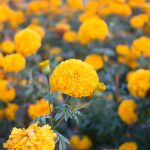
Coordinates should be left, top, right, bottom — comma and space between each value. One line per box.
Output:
14, 28, 41, 57
1, 40, 15, 54
85, 54, 104, 70
50, 59, 104, 97
3, 123, 57, 150
0, 80, 16, 102
78, 17, 109, 44
118, 100, 138, 124
127, 69, 150, 98
63, 31, 78, 43
118, 142, 138, 150
2, 53, 26, 73
67, 0, 84, 10
70, 135, 92, 150
28, 99, 53, 119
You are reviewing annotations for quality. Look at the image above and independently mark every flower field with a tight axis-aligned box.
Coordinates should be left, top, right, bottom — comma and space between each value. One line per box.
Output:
0, 0, 150, 150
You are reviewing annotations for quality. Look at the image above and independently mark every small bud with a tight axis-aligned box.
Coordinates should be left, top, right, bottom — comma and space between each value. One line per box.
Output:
39, 60, 51, 75
94, 82, 106, 97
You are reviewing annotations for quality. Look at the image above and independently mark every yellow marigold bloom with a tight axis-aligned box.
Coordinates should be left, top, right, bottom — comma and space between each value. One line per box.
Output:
78, 18, 109, 44
4, 103, 18, 121
1, 40, 15, 53
4, 123, 57, 150
70, 135, 92, 150
130, 14, 149, 29
128, 0, 146, 8
85, 54, 104, 70
3, 53, 26, 73
28, 24, 45, 39
39, 60, 51, 74
131, 36, 150, 57
118, 142, 138, 150
118, 100, 138, 125
116, 44, 138, 68
63, 31, 78, 43
28, 99, 53, 119
50, 59, 104, 97
15, 28, 41, 57
0, 80, 16, 102
67, 0, 84, 10
127, 69, 150, 98
0, 4, 10, 22
49, 47, 62, 55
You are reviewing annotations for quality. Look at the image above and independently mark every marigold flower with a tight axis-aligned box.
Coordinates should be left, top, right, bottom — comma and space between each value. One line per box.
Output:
131, 36, 150, 57
67, 0, 84, 10
0, 80, 16, 102
78, 17, 109, 44
3, 53, 26, 73
28, 99, 53, 119
3, 123, 57, 150
50, 59, 105, 97
63, 31, 78, 43
85, 54, 104, 70
1, 40, 15, 53
127, 69, 150, 98
14, 28, 41, 57
130, 14, 149, 29
39, 60, 51, 75
118, 142, 138, 150
4, 103, 18, 121
70, 135, 92, 150
118, 100, 138, 125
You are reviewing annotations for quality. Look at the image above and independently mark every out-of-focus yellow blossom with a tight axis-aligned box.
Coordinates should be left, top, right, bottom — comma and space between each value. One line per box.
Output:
85, 54, 104, 70
1, 40, 15, 54
128, 0, 147, 8
55, 22, 71, 36
55, 56, 63, 62
39, 60, 51, 75
118, 142, 138, 150
15, 28, 41, 57
0, 53, 4, 67
78, 17, 109, 44
0, 69, 4, 79
0, 4, 10, 22
63, 31, 78, 43
131, 36, 150, 57
28, 24, 45, 39
118, 100, 138, 125
4, 123, 57, 150
0, 80, 16, 102
127, 69, 150, 98
28, 99, 53, 119
0, 109, 4, 120
50, 59, 105, 97
20, 79, 28, 86
116, 44, 138, 68
48, 0, 62, 11
130, 14, 149, 29
67, 0, 84, 10
4, 103, 18, 121
3, 53, 26, 73
49, 47, 62, 55
70, 135, 92, 150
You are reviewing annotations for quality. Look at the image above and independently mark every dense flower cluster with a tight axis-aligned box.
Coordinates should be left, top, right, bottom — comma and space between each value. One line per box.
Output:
4, 123, 57, 150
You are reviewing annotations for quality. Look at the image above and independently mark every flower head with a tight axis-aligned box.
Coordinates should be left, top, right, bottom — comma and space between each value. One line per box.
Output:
39, 60, 51, 75
4, 123, 57, 150
1, 40, 15, 54
118, 142, 138, 150
50, 59, 105, 97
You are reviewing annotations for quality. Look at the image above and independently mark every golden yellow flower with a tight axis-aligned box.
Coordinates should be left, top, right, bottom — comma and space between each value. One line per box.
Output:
67, 0, 84, 10
50, 59, 104, 97
127, 69, 150, 98
70, 135, 92, 150
15, 28, 41, 57
28, 24, 45, 39
1, 40, 15, 53
4, 123, 57, 150
63, 31, 78, 43
28, 99, 53, 119
130, 14, 149, 29
116, 44, 138, 68
0, 80, 16, 103
3, 53, 26, 73
85, 54, 104, 70
131, 36, 150, 57
118, 100, 138, 125
118, 142, 138, 150
49, 47, 62, 55
4, 103, 18, 121
39, 60, 51, 75
78, 17, 109, 44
